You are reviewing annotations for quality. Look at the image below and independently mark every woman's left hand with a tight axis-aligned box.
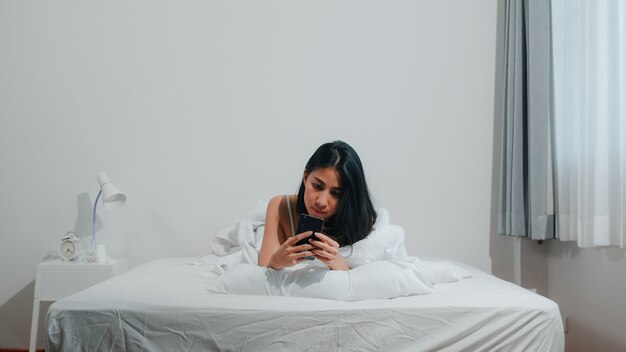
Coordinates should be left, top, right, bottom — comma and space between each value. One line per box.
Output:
310, 233, 349, 271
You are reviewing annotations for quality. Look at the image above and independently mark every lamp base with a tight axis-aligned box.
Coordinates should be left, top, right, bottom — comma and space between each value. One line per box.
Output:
96, 244, 108, 263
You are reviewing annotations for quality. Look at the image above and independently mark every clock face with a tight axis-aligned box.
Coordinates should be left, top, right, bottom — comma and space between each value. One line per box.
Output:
60, 240, 77, 259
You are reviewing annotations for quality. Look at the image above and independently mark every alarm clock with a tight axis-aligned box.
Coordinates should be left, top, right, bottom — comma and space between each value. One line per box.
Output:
59, 232, 80, 261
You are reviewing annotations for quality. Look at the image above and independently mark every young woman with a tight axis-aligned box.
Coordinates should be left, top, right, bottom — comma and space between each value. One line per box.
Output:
258, 141, 377, 271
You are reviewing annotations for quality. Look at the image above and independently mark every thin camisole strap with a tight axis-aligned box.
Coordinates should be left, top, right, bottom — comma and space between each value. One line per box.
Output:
286, 195, 296, 237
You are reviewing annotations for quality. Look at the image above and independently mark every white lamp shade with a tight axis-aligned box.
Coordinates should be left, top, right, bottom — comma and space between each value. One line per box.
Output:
97, 172, 127, 210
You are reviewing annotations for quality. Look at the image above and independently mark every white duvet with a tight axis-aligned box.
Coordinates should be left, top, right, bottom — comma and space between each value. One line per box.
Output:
197, 202, 470, 301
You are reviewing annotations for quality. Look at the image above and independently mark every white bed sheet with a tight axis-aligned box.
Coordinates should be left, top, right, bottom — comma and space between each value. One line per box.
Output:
46, 257, 564, 352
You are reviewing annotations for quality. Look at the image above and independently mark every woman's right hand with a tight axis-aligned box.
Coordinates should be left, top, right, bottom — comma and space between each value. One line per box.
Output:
268, 231, 315, 270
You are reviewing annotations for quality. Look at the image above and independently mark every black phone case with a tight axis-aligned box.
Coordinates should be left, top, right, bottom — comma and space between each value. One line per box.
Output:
295, 214, 324, 246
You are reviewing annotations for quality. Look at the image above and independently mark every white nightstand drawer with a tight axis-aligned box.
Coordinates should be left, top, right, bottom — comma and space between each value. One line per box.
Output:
38, 269, 114, 300
34, 259, 128, 301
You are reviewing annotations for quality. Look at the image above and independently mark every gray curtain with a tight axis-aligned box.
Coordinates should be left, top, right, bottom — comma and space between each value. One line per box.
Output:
498, 0, 555, 240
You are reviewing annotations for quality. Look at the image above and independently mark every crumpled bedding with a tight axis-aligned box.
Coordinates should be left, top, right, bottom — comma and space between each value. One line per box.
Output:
195, 201, 470, 300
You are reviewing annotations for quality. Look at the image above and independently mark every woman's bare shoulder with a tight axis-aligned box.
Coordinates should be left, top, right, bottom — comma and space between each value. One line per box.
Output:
266, 194, 296, 219
269, 194, 297, 205
265, 195, 293, 242
268, 194, 285, 209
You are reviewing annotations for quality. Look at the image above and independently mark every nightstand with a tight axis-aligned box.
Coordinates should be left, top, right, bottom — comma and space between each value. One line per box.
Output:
28, 259, 128, 352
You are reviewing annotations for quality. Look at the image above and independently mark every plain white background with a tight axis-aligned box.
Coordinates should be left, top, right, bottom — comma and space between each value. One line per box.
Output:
2, 1, 624, 351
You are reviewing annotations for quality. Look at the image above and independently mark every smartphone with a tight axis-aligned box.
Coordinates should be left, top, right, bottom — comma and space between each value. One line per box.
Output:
295, 213, 324, 246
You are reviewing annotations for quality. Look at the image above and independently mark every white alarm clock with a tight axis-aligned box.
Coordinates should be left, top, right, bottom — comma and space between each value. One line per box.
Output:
59, 232, 81, 261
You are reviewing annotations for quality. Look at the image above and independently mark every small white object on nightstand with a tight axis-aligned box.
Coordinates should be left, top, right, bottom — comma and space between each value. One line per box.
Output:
28, 258, 128, 352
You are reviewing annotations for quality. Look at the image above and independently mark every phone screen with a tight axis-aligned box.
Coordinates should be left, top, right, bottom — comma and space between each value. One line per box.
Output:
295, 214, 324, 246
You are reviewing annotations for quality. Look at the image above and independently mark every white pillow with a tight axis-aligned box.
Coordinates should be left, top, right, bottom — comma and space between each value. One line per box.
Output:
405, 257, 472, 283
341, 224, 408, 268
206, 261, 433, 301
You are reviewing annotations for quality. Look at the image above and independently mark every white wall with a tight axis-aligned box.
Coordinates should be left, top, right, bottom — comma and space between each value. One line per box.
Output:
0, 0, 498, 348
546, 242, 626, 352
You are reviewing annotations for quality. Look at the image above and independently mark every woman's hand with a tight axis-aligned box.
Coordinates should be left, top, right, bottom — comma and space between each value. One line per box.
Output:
268, 231, 316, 270
310, 233, 349, 271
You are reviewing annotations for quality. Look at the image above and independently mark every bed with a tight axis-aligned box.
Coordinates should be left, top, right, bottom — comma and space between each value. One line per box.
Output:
46, 257, 563, 352
45, 205, 564, 351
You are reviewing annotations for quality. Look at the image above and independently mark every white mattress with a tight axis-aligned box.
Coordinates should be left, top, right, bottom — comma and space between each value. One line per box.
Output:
46, 257, 564, 352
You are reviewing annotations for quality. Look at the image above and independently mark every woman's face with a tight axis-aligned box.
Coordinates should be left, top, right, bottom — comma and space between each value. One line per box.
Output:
303, 167, 343, 220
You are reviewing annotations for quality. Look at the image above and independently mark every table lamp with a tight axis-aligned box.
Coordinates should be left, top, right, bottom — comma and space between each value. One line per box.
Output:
92, 172, 126, 262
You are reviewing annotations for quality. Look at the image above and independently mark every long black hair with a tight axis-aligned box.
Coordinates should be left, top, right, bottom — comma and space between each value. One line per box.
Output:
296, 140, 377, 246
